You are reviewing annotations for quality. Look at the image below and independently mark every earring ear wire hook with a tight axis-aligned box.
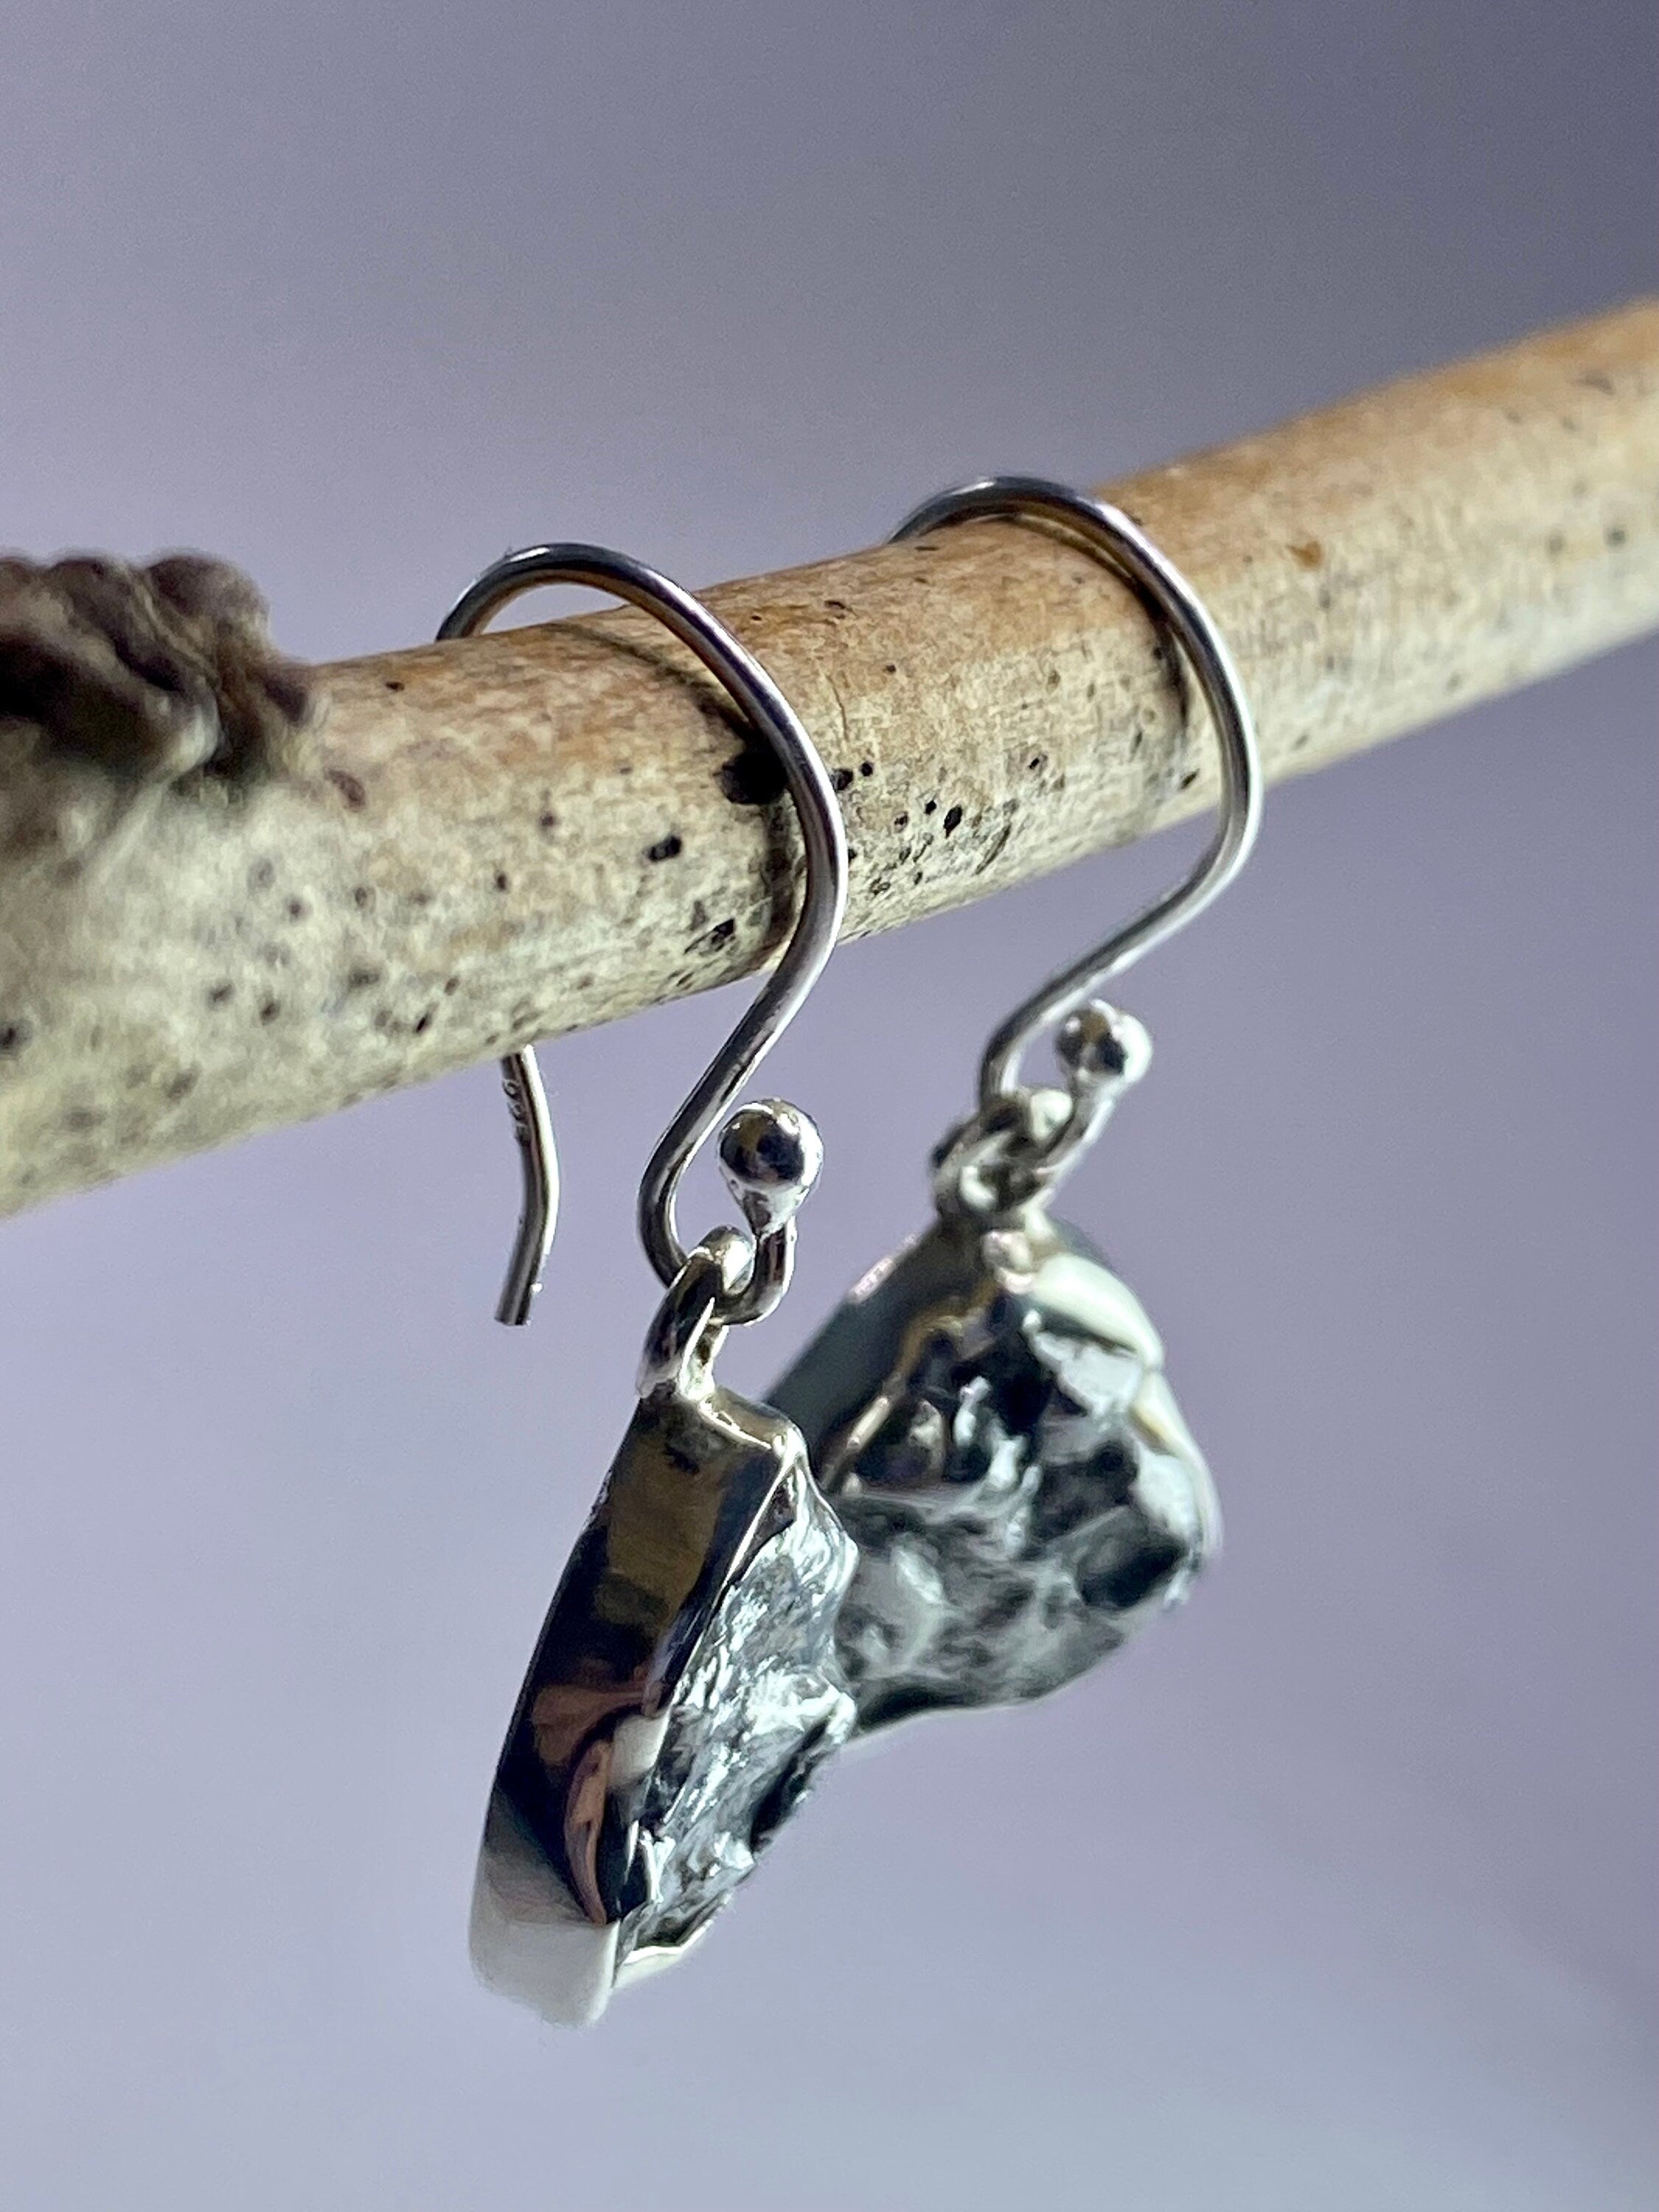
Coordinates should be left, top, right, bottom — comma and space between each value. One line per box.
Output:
890, 477, 1262, 1110
437, 543, 847, 1326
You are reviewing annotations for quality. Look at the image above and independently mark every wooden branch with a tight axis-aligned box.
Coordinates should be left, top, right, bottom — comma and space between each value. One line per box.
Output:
2, 300, 1655, 1220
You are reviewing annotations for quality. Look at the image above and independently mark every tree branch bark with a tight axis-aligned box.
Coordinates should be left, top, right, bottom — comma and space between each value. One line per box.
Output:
1, 299, 1655, 1220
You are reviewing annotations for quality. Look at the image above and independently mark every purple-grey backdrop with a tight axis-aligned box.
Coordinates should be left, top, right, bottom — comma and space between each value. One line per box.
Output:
0, 5, 1653, 2208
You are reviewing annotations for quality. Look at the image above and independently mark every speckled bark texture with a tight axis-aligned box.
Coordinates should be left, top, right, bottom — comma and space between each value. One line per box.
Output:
1, 302, 1655, 1217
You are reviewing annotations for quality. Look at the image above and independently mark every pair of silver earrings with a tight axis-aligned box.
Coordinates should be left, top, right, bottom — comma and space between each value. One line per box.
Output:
439, 479, 1261, 2025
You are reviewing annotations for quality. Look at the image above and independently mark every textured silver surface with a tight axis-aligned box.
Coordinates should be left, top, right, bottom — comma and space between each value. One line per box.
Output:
769, 1206, 1218, 1733
622, 1463, 855, 1961
470, 1286, 855, 2025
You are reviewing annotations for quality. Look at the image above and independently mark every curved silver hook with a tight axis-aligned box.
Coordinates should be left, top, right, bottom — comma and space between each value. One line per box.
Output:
492, 1050, 557, 1328
891, 477, 1261, 1109
438, 543, 847, 1319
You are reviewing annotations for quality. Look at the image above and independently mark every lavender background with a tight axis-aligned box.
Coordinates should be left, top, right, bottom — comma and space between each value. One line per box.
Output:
0, 5, 1654, 2207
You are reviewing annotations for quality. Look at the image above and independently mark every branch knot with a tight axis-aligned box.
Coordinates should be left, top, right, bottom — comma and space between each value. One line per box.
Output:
0, 551, 315, 865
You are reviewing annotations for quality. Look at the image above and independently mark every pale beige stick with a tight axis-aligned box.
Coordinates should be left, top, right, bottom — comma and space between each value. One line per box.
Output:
1, 300, 1655, 1220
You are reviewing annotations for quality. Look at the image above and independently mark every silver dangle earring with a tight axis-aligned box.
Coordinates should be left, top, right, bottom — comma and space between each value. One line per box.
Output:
439, 545, 852, 2025
768, 477, 1262, 1736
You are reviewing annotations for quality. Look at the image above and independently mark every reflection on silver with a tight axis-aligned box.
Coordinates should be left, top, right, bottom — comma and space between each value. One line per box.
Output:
769, 1204, 1217, 1733
464, 480, 1259, 2021
471, 1241, 855, 2025
446, 529, 856, 2025
760, 474, 1260, 1739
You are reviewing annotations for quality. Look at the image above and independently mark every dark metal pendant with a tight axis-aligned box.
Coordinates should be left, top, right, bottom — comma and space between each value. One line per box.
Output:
471, 1247, 856, 2025
768, 1204, 1217, 1735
